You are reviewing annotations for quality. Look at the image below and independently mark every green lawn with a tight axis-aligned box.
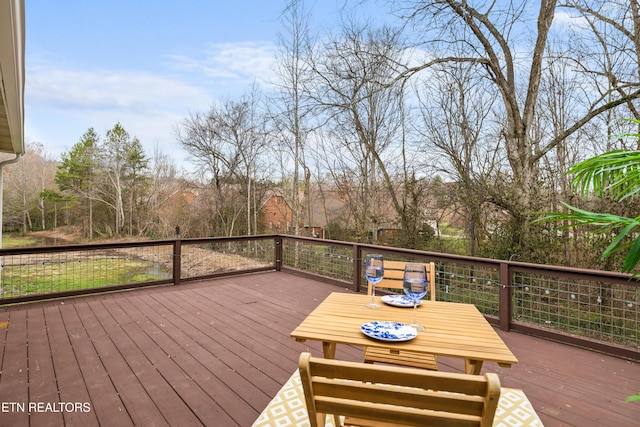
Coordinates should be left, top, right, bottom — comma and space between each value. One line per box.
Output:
1, 234, 40, 248
1, 257, 167, 296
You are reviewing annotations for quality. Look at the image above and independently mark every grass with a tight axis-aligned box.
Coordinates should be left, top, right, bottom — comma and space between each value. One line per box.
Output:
433, 237, 469, 255
1, 234, 40, 248
1, 258, 167, 296
0, 233, 170, 298
438, 223, 465, 237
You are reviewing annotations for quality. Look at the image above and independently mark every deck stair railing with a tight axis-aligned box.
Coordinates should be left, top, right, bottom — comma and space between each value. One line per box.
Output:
0, 234, 638, 361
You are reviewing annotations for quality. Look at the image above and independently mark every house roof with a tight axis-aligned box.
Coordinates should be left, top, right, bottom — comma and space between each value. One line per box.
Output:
0, 0, 25, 154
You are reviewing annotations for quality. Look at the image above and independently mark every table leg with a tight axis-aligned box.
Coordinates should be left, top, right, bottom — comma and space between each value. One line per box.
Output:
465, 359, 483, 375
322, 342, 336, 359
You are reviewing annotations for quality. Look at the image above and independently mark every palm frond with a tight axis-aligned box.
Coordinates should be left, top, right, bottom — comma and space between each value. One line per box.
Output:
570, 150, 640, 201
535, 203, 640, 274
536, 203, 639, 228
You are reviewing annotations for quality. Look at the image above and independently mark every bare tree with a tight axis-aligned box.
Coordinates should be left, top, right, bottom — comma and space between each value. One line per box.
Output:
177, 111, 240, 236
271, 0, 314, 235
236, 87, 268, 235
397, 0, 640, 255
3, 143, 58, 232
177, 90, 268, 236
308, 21, 427, 246
560, 0, 640, 129
535, 47, 588, 263
414, 62, 499, 255
139, 145, 187, 238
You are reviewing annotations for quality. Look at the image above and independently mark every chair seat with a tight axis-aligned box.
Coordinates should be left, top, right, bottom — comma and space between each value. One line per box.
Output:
363, 346, 438, 370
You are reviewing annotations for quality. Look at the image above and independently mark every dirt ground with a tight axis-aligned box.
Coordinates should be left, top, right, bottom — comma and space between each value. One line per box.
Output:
25, 229, 269, 276
28, 228, 143, 245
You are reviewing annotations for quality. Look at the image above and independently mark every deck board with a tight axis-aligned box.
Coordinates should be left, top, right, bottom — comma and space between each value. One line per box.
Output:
24, 308, 64, 427
0, 309, 29, 426
123, 293, 257, 426
61, 303, 132, 426
0, 271, 639, 426
76, 301, 169, 426
42, 305, 101, 426
98, 296, 205, 427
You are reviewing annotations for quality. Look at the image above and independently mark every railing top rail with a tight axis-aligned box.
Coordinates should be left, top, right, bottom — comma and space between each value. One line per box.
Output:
0, 239, 176, 256
508, 261, 640, 285
180, 235, 275, 244
0, 234, 277, 256
279, 234, 354, 248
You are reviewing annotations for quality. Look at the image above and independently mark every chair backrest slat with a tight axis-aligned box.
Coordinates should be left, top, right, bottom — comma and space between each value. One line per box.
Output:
368, 260, 437, 301
299, 352, 501, 427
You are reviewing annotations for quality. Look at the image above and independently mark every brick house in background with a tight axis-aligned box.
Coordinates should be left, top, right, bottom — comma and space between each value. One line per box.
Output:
258, 183, 450, 240
300, 187, 350, 239
260, 194, 293, 233
259, 189, 337, 238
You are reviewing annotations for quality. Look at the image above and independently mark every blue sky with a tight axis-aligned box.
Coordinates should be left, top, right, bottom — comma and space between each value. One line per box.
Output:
23, 1, 580, 168
24, 1, 351, 165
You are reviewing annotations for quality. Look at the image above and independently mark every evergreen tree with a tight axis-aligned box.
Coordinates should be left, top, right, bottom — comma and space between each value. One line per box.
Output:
55, 128, 100, 238
102, 123, 149, 235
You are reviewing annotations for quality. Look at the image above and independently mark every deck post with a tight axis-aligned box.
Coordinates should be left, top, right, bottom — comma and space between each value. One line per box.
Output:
173, 239, 182, 286
353, 244, 361, 292
499, 262, 511, 331
275, 235, 282, 271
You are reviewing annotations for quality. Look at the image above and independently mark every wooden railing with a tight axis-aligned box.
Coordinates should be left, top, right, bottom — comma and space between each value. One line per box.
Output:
0, 236, 275, 304
278, 236, 640, 361
1, 234, 638, 361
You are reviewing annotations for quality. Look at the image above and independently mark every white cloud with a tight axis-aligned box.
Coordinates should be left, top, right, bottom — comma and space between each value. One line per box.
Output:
24, 41, 279, 168
27, 66, 210, 113
167, 41, 277, 89
552, 10, 589, 31
24, 64, 213, 165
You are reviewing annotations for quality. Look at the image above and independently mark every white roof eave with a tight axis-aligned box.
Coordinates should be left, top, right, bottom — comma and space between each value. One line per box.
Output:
0, 0, 26, 154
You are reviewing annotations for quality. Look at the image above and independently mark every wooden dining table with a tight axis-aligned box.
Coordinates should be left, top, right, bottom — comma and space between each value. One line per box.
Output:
290, 292, 518, 374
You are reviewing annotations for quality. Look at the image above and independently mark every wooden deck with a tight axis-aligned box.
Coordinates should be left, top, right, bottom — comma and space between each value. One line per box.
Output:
0, 271, 639, 426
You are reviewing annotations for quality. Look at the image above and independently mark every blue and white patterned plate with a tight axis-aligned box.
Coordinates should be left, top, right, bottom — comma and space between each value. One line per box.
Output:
381, 295, 423, 308
360, 321, 418, 342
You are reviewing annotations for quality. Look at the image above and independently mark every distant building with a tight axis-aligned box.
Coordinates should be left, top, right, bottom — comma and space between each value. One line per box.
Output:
260, 194, 292, 233
257, 182, 454, 241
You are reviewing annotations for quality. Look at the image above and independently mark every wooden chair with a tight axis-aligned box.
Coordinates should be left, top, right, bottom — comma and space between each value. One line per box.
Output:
363, 260, 438, 370
366, 260, 436, 300
298, 352, 501, 427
